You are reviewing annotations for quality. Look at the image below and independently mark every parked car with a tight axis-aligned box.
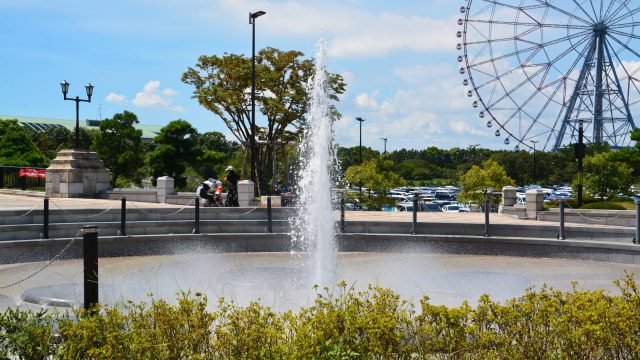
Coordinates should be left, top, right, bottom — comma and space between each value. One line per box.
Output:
442, 204, 462, 212
396, 202, 414, 212
422, 202, 442, 212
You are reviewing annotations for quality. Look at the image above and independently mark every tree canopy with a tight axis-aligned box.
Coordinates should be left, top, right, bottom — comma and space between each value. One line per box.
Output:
147, 120, 202, 189
0, 119, 49, 167
182, 47, 346, 193
458, 160, 514, 205
92, 111, 145, 187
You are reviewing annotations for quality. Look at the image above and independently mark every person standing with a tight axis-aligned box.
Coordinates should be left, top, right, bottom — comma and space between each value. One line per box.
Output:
224, 166, 240, 207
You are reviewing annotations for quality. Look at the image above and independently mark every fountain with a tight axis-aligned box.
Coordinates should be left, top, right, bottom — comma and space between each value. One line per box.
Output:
290, 37, 338, 287
1, 38, 640, 312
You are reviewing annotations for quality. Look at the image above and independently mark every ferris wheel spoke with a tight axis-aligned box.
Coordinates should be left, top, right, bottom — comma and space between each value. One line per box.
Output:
533, 0, 594, 26
608, 28, 640, 40
603, 0, 631, 23
602, 0, 622, 22
466, 18, 590, 30
570, 0, 597, 23
468, 29, 590, 69
606, 5, 640, 26
608, 21, 640, 30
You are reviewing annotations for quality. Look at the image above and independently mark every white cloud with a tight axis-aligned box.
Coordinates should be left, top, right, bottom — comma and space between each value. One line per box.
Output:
355, 92, 379, 109
105, 92, 128, 104
213, 0, 458, 58
132, 80, 184, 112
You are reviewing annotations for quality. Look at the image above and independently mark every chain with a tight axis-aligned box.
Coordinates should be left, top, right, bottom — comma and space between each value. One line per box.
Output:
3, 203, 39, 220
562, 201, 630, 223
50, 199, 116, 218
0, 229, 82, 289
215, 206, 261, 217
129, 198, 195, 216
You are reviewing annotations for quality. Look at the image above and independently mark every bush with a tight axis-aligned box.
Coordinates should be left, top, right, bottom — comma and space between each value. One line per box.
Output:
3, 276, 640, 358
580, 202, 627, 210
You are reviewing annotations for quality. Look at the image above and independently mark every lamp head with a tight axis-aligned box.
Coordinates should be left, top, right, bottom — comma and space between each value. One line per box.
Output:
249, 10, 266, 23
85, 83, 94, 100
60, 80, 69, 97
355, 117, 365, 123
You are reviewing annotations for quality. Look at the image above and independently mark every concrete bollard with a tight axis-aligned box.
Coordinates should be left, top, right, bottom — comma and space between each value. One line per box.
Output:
82, 225, 99, 311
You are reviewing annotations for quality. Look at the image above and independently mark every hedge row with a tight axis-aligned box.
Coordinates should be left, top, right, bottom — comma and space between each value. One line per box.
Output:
2, 274, 640, 359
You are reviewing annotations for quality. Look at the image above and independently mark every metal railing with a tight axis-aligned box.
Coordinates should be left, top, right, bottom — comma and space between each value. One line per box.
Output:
0, 165, 47, 191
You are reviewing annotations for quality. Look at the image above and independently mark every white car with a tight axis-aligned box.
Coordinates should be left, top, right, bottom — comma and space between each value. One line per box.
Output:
442, 204, 462, 212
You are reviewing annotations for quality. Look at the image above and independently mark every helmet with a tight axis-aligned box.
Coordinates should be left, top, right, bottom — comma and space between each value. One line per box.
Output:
225, 166, 234, 171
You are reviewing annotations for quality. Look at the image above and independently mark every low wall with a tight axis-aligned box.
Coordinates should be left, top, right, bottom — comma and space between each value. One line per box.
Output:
1, 233, 639, 266
538, 208, 637, 227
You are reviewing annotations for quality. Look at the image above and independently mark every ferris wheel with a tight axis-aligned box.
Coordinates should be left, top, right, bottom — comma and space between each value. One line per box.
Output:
458, 0, 640, 151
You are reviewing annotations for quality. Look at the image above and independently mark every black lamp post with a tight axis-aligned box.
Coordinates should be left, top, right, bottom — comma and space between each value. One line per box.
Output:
380, 137, 387, 154
530, 140, 539, 184
60, 80, 93, 150
249, 10, 266, 195
356, 117, 365, 193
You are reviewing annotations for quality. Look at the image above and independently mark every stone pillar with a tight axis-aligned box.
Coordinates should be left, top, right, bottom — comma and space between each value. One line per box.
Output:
157, 176, 174, 203
238, 180, 254, 207
525, 189, 545, 219
46, 150, 110, 198
502, 186, 517, 207
260, 195, 282, 207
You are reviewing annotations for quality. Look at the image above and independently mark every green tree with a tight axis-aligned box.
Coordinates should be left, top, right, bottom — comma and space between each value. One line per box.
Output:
343, 157, 405, 209
182, 47, 346, 193
147, 120, 202, 190
25, 126, 72, 159
581, 153, 633, 200
458, 160, 515, 205
0, 119, 49, 166
92, 111, 145, 187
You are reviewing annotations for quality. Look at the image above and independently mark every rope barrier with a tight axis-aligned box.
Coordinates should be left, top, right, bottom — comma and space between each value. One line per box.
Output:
0, 229, 82, 289
3, 203, 39, 220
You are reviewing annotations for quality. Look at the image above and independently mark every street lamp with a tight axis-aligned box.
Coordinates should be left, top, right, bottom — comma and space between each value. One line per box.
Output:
249, 10, 266, 194
530, 140, 539, 184
380, 137, 387, 154
60, 80, 93, 150
355, 117, 365, 194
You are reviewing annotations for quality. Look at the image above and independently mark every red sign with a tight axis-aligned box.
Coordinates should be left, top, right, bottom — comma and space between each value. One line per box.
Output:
19, 168, 46, 178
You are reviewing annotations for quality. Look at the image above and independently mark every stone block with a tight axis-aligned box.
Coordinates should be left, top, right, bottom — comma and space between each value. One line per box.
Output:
260, 196, 282, 208
502, 186, 517, 206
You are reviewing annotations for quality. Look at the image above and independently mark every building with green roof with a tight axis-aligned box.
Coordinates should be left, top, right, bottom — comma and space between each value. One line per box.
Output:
0, 115, 163, 140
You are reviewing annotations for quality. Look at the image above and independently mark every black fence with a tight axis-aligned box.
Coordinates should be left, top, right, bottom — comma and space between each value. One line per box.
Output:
0, 165, 47, 191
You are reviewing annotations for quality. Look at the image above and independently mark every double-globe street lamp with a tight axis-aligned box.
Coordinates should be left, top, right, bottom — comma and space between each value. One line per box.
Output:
60, 80, 94, 150
250, 10, 266, 194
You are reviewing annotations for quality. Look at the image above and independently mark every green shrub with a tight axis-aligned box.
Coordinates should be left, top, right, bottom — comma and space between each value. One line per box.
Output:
3, 275, 640, 358
580, 202, 627, 210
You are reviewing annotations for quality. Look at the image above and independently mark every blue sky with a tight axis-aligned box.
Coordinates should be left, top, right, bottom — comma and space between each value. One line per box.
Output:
0, 0, 507, 152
